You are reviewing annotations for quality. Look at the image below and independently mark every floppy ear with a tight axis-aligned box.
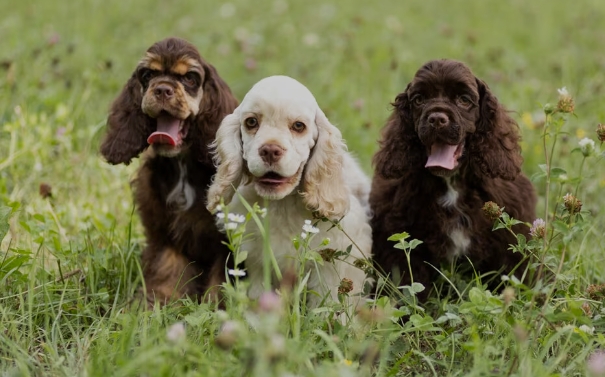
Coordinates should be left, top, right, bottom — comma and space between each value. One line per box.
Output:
372, 86, 425, 179
100, 72, 153, 165
195, 63, 239, 165
206, 108, 245, 211
468, 78, 522, 180
301, 109, 349, 219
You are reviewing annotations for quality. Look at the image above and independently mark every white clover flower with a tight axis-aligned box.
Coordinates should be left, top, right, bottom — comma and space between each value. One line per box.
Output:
216, 212, 225, 219
301, 232, 308, 240
225, 222, 238, 230
529, 218, 546, 239
228, 268, 247, 277
166, 322, 186, 343
579, 325, 595, 335
557, 87, 569, 97
302, 220, 319, 234
579, 137, 596, 157
219, 3, 236, 18
302, 33, 319, 47
588, 351, 605, 376
227, 213, 246, 223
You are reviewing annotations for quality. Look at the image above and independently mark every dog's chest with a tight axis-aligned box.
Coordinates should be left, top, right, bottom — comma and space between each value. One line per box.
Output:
166, 161, 196, 212
439, 178, 471, 260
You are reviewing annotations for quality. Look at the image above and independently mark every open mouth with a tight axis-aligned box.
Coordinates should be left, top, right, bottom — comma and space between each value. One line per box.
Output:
257, 172, 291, 187
425, 141, 464, 171
147, 111, 189, 147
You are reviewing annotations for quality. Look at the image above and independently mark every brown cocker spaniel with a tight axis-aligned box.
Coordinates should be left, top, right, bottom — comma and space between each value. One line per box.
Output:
100, 37, 238, 306
370, 59, 536, 299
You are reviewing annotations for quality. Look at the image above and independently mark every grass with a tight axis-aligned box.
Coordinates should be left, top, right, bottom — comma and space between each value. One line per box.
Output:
1, 0, 605, 375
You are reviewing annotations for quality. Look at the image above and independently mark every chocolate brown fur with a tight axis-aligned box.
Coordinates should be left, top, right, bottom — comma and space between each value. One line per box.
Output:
100, 38, 238, 305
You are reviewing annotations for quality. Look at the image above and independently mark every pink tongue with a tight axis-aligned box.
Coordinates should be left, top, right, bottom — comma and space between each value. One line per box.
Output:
425, 143, 458, 170
147, 114, 182, 146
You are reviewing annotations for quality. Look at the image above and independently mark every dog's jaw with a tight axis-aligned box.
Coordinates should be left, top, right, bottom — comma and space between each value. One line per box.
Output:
252, 166, 304, 200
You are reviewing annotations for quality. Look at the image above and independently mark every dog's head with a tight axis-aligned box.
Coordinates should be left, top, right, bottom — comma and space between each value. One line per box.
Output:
406, 60, 481, 177
374, 59, 522, 180
100, 37, 237, 164
207, 76, 350, 218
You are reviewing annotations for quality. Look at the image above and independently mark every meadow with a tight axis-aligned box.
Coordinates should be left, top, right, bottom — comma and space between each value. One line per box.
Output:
1, 0, 605, 375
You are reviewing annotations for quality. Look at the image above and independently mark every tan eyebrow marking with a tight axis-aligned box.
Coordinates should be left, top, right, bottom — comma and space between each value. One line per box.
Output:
139, 52, 163, 71
172, 57, 201, 75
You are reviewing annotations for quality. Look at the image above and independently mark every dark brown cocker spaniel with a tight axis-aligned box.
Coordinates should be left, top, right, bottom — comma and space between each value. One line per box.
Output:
100, 37, 238, 306
370, 59, 536, 299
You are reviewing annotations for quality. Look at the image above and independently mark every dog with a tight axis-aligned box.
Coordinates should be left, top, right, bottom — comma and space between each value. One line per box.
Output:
206, 75, 372, 309
100, 37, 238, 305
370, 59, 536, 299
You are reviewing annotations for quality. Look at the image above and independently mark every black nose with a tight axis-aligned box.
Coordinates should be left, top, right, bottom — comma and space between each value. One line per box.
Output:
427, 112, 449, 128
154, 84, 174, 99
259, 144, 285, 164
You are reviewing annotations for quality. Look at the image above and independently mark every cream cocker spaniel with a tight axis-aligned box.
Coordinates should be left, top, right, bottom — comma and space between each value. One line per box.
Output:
207, 75, 372, 308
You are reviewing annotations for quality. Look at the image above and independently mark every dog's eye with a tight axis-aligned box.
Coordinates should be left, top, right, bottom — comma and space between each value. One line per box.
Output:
412, 95, 425, 106
139, 69, 156, 86
457, 95, 473, 108
244, 117, 258, 129
291, 121, 306, 133
182, 72, 200, 87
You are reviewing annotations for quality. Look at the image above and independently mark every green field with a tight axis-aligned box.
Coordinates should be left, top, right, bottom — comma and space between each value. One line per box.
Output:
1, 1, 605, 375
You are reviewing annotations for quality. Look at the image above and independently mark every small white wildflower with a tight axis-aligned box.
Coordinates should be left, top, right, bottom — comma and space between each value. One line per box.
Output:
219, 3, 236, 18
302, 33, 319, 46
579, 137, 596, 157
302, 223, 319, 234
258, 208, 267, 218
216, 212, 225, 219
227, 213, 245, 223
557, 87, 569, 97
166, 322, 186, 343
273, 0, 288, 14
579, 325, 595, 335
304, 220, 312, 225
556, 86, 574, 113
301, 232, 308, 240
234, 27, 249, 42
228, 269, 246, 277
215, 204, 223, 212
225, 222, 238, 230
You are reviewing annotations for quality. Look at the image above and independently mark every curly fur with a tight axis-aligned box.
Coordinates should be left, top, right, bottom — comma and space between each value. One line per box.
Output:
207, 75, 372, 309
99, 37, 238, 306
370, 59, 536, 299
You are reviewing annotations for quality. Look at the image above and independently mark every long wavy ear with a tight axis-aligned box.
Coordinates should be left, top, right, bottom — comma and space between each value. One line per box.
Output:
206, 108, 244, 211
195, 63, 239, 165
301, 109, 349, 219
100, 73, 153, 165
373, 85, 425, 179
468, 78, 522, 180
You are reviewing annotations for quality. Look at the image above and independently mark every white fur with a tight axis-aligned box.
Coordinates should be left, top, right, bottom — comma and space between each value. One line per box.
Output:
207, 76, 372, 309
447, 228, 471, 260
166, 161, 195, 211
438, 177, 459, 208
